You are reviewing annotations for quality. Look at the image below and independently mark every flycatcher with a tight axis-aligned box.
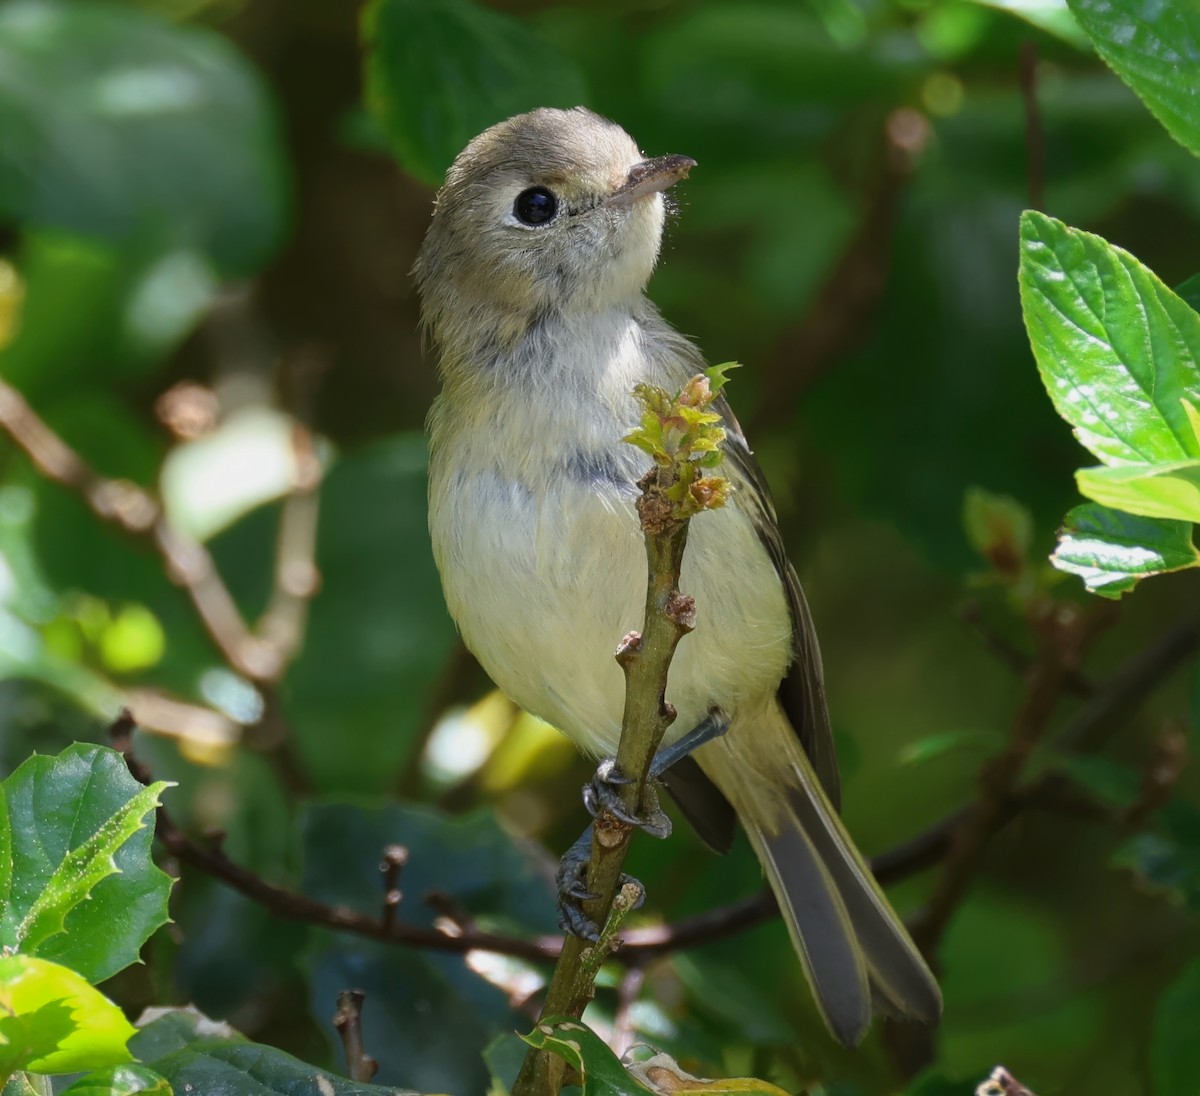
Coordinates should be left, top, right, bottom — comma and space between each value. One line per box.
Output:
416, 106, 941, 1046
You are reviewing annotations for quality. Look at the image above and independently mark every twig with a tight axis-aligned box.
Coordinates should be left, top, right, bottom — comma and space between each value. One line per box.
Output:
961, 600, 1092, 698
381, 845, 408, 931
0, 374, 321, 793
0, 380, 271, 680
109, 712, 561, 964
332, 989, 378, 1083
513, 374, 727, 1096
753, 108, 929, 424
911, 603, 1097, 953
109, 600, 1199, 971
1019, 41, 1045, 211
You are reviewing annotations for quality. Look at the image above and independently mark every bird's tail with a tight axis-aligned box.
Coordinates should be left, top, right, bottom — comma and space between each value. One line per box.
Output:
695, 704, 942, 1047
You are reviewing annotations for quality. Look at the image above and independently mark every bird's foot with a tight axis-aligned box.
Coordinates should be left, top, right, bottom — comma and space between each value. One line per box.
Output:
582, 758, 673, 838
555, 827, 645, 940
556, 709, 731, 940
648, 707, 731, 778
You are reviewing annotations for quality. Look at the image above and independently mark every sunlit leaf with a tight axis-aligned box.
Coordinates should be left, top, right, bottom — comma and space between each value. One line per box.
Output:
966, 0, 1087, 45
59, 1064, 172, 1095
0, 744, 173, 984
361, 0, 586, 185
1051, 502, 1199, 596
520, 1018, 652, 1095
0, 955, 135, 1079
1067, 0, 1200, 156
1075, 460, 1200, 523
1019, 211, 1200, 467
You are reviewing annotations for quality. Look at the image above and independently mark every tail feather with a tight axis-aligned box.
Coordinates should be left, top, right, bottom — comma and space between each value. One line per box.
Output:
697, 705, 942, 1046
751, 822, 872, 1046
781, 774, 942, 1024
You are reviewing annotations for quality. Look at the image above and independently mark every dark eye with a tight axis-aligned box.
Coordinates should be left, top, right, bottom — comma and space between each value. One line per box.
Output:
514, 187, 558, 226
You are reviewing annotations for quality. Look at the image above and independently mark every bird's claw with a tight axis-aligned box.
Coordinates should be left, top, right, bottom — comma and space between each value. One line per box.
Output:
582, 758, 673, 839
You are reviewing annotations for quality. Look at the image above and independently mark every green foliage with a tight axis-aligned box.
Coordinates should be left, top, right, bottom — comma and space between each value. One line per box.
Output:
361, 0, 586, 186
2, 0, 1200, 1093
1051, 503, 1200, 597
125, 1007, 417, 1096
1020, 211, 1200, 593
522, 1018, 793, 1095
0, 955, 135, 1083
0, 744, 172, 984
0, 0, 289, 276
1068, 0, 1200, 156
1151, 959, 1200, 1096
58, 1064, 172, 1095
624, 365, 738, 518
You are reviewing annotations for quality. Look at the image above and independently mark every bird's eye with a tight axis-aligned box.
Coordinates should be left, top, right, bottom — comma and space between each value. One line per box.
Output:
514, 187, 558, 226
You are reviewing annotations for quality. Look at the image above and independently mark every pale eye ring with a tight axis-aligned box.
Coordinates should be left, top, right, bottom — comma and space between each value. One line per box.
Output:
514, 187, 558, 226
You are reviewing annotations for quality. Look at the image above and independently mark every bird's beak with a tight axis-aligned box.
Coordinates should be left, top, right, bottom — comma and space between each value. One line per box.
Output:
606, 154, 697, 209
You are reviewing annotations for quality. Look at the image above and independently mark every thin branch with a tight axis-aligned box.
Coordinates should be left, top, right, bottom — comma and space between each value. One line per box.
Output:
0, 373, 323, 793
110, 713, 560, 965
0, 380, 271, 681
752, 107, 929, 424
911, 604, 1098, 953
1019, 41, 1045, 211
332, 989, 378, 1083
108, 600, 1200, 975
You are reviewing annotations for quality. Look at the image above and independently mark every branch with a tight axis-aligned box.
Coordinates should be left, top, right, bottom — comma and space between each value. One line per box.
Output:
107, 605, 1200, 982
0, 380, 270, 680
109, 712, 561, 965
911, 603, 1100, 953
513, 370, 730, 1096
332, 989, 378, 1083
1019, 41, 1045, 211
752, 108, 929, 424
0, 373, 321, 792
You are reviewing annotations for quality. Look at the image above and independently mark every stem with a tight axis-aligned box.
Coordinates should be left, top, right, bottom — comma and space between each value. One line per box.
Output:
512, 472, 695, 1096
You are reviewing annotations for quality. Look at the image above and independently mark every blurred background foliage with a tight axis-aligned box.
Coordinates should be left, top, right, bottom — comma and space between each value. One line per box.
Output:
1, 0, 1199, 1093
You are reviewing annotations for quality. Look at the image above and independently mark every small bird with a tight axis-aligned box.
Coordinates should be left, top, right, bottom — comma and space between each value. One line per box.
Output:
416, 106, 941, 1046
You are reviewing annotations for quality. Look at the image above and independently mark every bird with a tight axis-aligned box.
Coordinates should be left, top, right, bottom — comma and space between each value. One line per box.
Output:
414, 105, 941, 1046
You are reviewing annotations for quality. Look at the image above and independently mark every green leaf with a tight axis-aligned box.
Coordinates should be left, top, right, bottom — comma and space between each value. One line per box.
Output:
522, 1020, 793, 1096
1067, 0, 1200, 157
129, 1007, 416, 1095
0, 0, 289, 275
1075, 460, 1200, 522
966, 0, 1088, 46
361, 0, 587, 186
1114, 800, 1200, 910
59, 1064, 172, 1095
1019, 210, 1200, 468
963, 487, 1033, 575
520, 1018, 652, 1095
1051, 502, 1200, 596
0, 744, 173, 984
0, 955, 134, 1080
1152, 958, 1200, 1095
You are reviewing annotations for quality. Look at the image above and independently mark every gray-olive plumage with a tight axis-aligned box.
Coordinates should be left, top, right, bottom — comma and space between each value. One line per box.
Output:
416, 106, 941, 1045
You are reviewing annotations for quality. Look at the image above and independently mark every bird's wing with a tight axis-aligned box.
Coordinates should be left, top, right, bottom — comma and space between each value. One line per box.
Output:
715, 395, 842, 810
